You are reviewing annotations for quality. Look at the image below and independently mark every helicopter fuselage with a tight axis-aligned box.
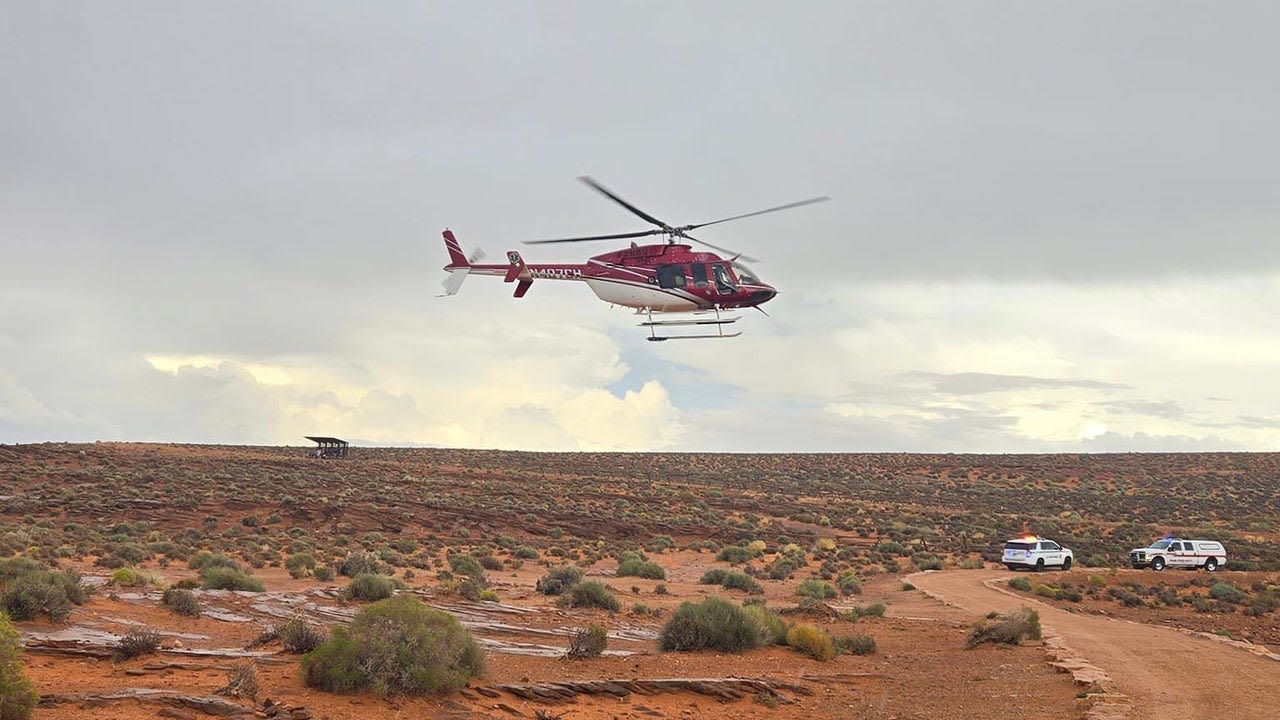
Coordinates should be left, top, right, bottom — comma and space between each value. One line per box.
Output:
444, 233, 776, 313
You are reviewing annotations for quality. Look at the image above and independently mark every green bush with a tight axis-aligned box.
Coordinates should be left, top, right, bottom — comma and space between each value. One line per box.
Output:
1033, 584, 1060, 599
200, 567, 265, 592
565, 581, 620, 612
796, 579, 837, 600
339, 551, 390, 578
161, 587, 201, 617
716, 545, 758, 564
285, 553, 317, 579
566, 624, 608, 659
844, 602, 886, 621
0, 561, 86, 622
659, 597, 763, 653
1209, 582, 1245, 604
301, 595, 484, 696
513, 546, 540, 560
742, 603, 786, 645
699, 568, 762, 594
913, 554, 943, 571
0, 613, 37, 720
616, 559, 665, 580
1008, 576, 1032, 592
836, 633, 877, 655
837, 573, 863, 595
965, 607, 1041, 648
344, 574, 398, 602
786, 623, 836, 661
536, 566, 584, 596
188, 552, 239, 572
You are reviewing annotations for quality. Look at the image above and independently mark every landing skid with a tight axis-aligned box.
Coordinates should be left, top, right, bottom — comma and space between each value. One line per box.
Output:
639, 307, 741, 341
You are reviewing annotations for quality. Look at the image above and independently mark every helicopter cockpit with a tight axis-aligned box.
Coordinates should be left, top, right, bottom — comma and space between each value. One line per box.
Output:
732, 262, 761, 285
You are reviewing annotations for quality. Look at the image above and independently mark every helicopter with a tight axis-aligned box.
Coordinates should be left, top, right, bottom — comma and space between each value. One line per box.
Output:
440, 176, 828, 341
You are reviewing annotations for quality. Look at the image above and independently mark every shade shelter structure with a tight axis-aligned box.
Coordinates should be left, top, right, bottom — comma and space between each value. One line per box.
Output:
305, 436, 348, 459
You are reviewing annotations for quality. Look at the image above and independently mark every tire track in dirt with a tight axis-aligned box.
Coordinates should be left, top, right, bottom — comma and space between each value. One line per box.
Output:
912, 569, 1279, 720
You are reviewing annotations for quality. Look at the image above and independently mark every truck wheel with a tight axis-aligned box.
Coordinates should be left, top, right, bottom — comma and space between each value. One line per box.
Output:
1152, 557, 1165, 571
1061, 557, 1072, 571
1005, 564, 1017, 571
1204, 558, 1218, 572
1035, 559, 1045, 572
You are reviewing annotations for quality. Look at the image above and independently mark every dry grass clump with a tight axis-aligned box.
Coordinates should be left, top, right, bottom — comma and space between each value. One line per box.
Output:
965, 606, 1041, 649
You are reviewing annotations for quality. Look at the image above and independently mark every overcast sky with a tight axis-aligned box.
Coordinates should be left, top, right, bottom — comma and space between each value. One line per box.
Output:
4, 2, 1279, 452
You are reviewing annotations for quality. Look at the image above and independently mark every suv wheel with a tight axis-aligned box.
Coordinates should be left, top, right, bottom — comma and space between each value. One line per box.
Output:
1152, 556, 1165, 571
1204, 557, 1218, 572
1035, 559, 1045, 572
1061, 557, 1072, 571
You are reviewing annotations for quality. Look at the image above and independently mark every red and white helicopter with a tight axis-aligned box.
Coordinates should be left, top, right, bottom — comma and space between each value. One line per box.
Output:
440, 177, 827, 341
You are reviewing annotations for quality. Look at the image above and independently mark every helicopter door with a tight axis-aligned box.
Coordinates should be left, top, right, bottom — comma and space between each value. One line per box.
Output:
690, 263, 709, 288
656, 264, 686, 289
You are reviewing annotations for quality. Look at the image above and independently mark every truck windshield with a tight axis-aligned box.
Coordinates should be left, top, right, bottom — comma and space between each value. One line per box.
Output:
1147, 540, 1172, 550
1004, 542, 1034, 551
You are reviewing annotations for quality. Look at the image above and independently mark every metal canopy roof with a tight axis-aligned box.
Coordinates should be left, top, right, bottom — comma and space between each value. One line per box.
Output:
305, 436, 348, 445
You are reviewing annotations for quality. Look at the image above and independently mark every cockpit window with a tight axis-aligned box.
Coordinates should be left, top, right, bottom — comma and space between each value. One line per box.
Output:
710, 264, 736, 294
733, 262, 760, 285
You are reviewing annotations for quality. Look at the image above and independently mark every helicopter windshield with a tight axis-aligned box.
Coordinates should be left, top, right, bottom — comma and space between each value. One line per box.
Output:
733, 262, 761, 285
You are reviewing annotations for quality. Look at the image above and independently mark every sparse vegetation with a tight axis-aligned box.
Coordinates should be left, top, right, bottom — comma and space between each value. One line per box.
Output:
564, 581, 621, 612
344, 573, 399, 602
965, 607, 1042, 649
0, 612, 38, 720
659, 597, 763, 653
115, 627, 162, 659
301, 595, 484, 695
536, 566, 584, 596
566, 624, 608, 659
786, 623, 836, 661
161, 587, 201, 617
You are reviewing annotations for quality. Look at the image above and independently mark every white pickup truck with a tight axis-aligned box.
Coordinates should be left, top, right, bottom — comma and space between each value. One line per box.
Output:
1128, 538, 1226, 571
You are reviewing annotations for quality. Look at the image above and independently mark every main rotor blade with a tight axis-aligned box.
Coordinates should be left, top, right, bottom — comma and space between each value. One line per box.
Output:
579, 176, 670, 229
682, 233, 758, 264
524, 229, 662, 245
684, 195, 830, 231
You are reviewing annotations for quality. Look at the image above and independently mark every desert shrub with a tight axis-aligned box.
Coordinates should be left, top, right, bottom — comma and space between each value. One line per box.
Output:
301, 595, 484, 696
536, 566, 584, 596
836, 633, 877, 655
0, 563, 85, 622
173, 578, 201, 590
161, 587, 201, 617
344, 574, 398, 602
837, 573, 863, 595
188, 552, 239, 572
566, 624, 608, 659
513, 546, 540, 560
446, 554, 485, 580
716, 545, 757, 564
565, 581, 620, 612
965, 607, 1041, 649
279, 616, 327, 654
314, 566, 335, 582
796, 579, 837, 600
1209, 582, 1245, 604
0, 612, 38, 720
742, 603, 786, 645
1088, 575, 1106, 588
216, 662, 258, 699
659, 597, 763, 653
786, 623, 836, 661
1008, 577, 1032, 592
1034, 584, 1059, 599
200, 567, 265, 592
115, 627, 162, 659
616, 559, 665, 580
285, 552, 317, 579
110, 567, 150, 587
700, 568, 763, 594
844, 602, 886, 622
901, 582, 916, 591
913, 554, 943, 571
339, 551, 390, 578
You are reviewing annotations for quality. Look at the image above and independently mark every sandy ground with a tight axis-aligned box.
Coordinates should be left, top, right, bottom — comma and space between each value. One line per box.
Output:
911, 569, 1280, 720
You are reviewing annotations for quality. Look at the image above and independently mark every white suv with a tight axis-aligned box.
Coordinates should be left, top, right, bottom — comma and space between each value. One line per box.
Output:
1002, 537, 1073, 572
1128, 538, 1226, 572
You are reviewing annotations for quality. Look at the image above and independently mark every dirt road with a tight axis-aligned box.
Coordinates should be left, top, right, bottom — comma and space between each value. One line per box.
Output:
911, 569, 1278, 720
